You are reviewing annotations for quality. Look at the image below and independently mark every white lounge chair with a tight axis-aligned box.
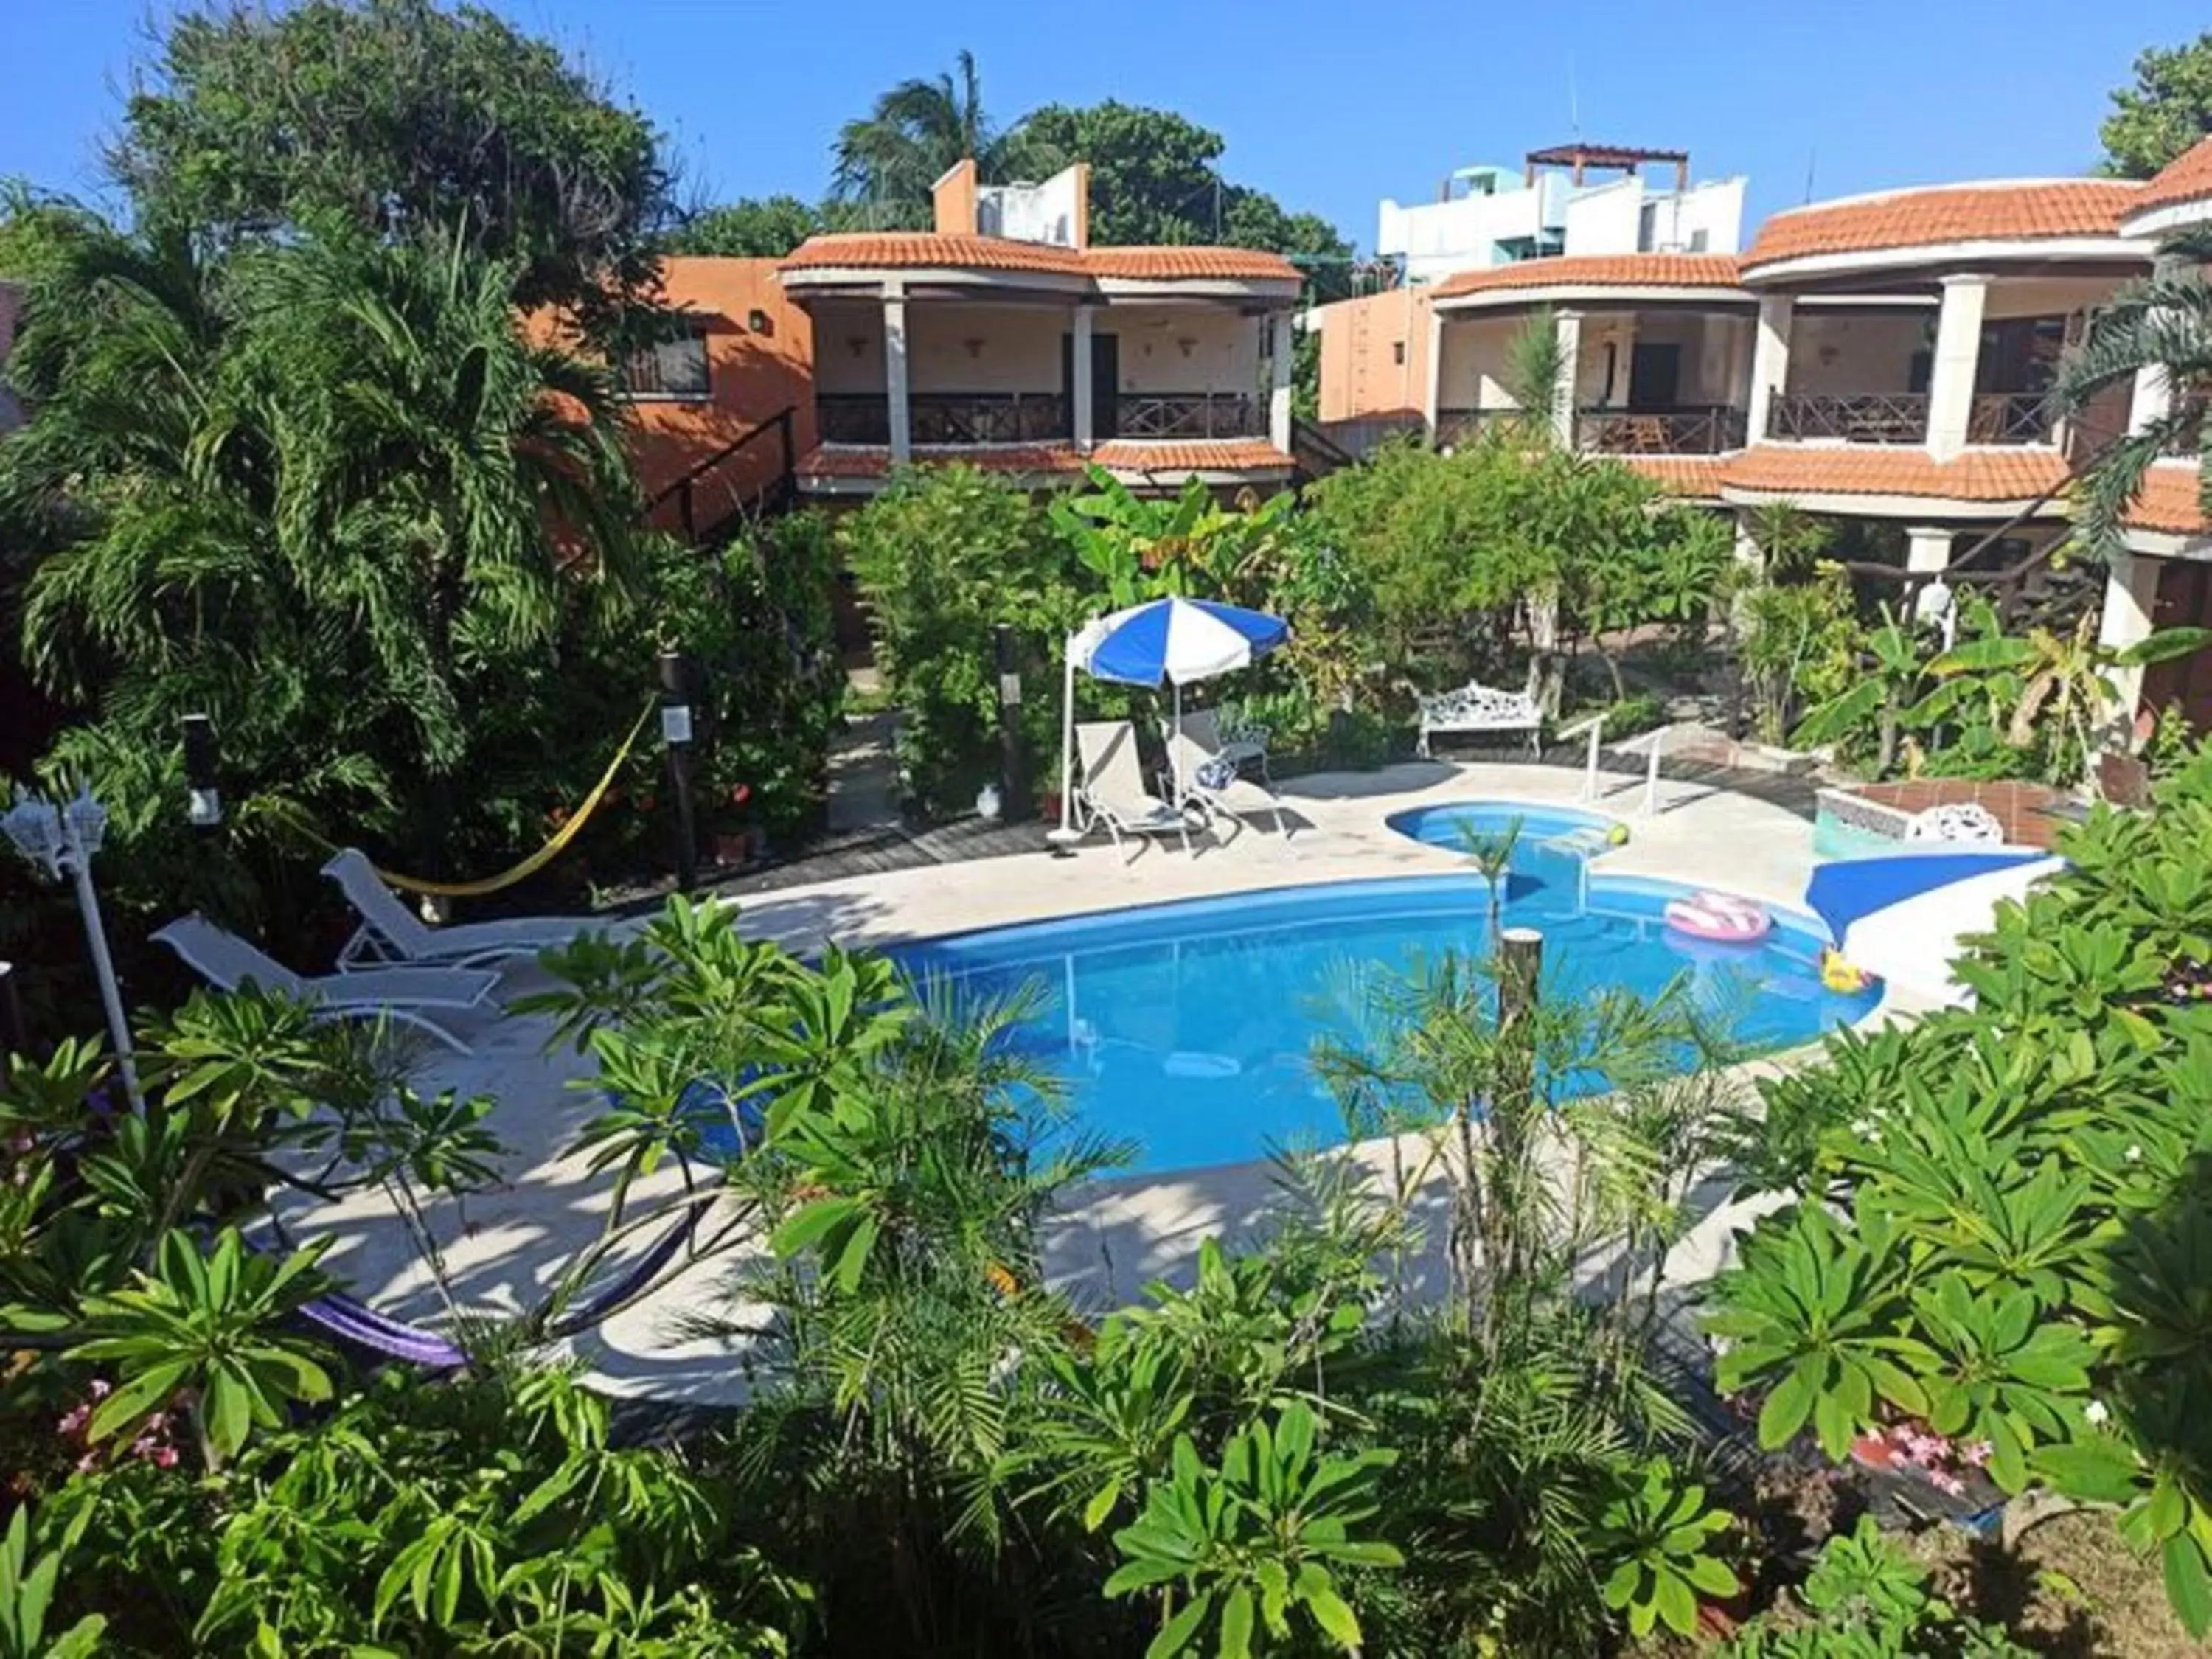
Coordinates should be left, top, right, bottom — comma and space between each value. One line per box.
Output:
1073, 721, 1206, 860
151, 915, 498, 1053
1168, 719, 1291, 841
322, 847, 594, 970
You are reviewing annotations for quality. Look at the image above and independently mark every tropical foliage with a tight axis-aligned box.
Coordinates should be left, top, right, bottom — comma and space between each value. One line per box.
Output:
1706, 747, 2212, 1635
2101, 30, 2212, 178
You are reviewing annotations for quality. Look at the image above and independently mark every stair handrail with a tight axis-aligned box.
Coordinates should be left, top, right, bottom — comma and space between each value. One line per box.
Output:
645, 404, 798, 538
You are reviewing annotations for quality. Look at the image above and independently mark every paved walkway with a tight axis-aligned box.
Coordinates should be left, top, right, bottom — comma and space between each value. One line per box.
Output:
274, 757, 1950, 1405
824, 707, 901, 836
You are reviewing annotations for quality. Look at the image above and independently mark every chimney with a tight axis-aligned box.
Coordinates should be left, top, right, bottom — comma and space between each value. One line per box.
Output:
1070, 161, 1091, 248
932, 158, 978, 236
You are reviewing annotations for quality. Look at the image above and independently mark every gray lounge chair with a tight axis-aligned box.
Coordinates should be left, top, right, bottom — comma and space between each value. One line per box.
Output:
1073, 721, 1206, 860
152, 915, 498, 1053
1168, 718, 1291, 841
322, 847, 594, 970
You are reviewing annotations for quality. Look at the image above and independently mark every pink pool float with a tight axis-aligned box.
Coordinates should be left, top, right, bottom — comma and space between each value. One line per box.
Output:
1663, 889, 1773, 945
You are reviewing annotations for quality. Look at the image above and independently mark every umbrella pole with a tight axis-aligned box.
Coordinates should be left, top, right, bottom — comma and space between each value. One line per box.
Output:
1056, 632, 1078, 839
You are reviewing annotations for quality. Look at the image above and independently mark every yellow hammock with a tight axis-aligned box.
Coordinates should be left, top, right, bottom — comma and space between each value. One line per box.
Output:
359, 697, 660, 900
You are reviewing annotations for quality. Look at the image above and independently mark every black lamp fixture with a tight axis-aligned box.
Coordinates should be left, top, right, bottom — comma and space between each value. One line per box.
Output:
747, 307, 772, 335
181, 714, 222, 832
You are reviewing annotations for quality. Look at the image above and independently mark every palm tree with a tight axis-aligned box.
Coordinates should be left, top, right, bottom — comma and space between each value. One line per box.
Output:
248, 228, 642, 772
831, 51, 1043, 225
2054, 230, 2212, 554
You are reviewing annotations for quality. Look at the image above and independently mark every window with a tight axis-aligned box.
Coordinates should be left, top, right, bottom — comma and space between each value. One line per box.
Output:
623, 320, 711, 399
1392, 341, 1407, 365
1688, 229, 1710, 252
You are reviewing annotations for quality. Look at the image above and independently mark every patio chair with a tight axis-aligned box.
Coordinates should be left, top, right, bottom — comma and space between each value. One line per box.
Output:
1168, 718, 1292, 841
322, 847, 596, 970
1072, 720, 1205, 860
151, 914, 498, 1054
1177, 706, 1273, 786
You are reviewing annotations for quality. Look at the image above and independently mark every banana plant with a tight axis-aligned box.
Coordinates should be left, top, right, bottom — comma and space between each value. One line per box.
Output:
66, 1228, 337, 1471
1593, 1458, 1737, 1638
1789, 605, 1928, 776
1105, 1402, 1402, 1658
1929, 616, 2212, 782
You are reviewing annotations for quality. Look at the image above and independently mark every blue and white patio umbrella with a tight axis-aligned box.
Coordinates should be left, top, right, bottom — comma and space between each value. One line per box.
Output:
1054, 597, 1291, 840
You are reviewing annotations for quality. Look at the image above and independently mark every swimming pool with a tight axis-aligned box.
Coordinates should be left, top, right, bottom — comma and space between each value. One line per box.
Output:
888, 854, 1875, 1176
1385, 799, 1623, 851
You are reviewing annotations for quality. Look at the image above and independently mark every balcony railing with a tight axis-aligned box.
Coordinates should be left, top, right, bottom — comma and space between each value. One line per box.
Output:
1573, 406, 1747, 456
912, 392, 1068, 444
1767, 392, 1930, 445
815, 392, 1071, 446
1116, 392, 1264, 440
1967, 392, 2058, 445
818, 394, 891, 445
1433, 407, 1520, 447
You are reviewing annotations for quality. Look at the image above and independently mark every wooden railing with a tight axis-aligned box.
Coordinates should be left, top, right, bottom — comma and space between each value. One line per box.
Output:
1116, 392, 1263, 439
644, 406, 798, 544
818, 394, 891, 445
1967, 392, 2058, 445
912, 392, 1068, 444
1767, 392, 1930, 444
1433, 407, 1517, 447
1573, 406, 1747, 456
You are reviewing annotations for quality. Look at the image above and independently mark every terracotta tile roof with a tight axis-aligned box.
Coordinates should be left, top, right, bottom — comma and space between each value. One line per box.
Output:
1620, 455, 1728, 496
779, 236, 1299, 284
1719, 446, 2071, 502
1741, 180, 2142, 271
2123, 463, 2211, 533
1085, 246, 1301, 282
2129, 137, 2212, 220
1431, 253, 1743, 300
795, 439, 1294, 481
780, 233, 1088, 276
1092, 439, 1295, 472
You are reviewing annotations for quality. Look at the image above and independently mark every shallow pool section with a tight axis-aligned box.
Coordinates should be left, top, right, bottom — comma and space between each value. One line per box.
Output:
1385, 799, 1621, 852
894, 866, 1875, 1176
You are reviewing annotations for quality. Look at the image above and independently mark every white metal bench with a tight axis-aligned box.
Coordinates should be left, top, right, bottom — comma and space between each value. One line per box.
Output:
1904, 801, 2005, 844
1416, 678, 1543, 758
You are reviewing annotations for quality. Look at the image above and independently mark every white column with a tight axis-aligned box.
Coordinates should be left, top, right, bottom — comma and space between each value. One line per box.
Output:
1422, 304, 1444, 434
883, 283, 911, 463
2098, 546, 2163, 726
1747, 294, 1793, 445
1905, 525, 1954, 575
1925, 273, 1992, 460
1267, 310, 1294, 453
1552, 309, 1584, 446
1071, 305, 1095, 452
2128, 364, 2173, 437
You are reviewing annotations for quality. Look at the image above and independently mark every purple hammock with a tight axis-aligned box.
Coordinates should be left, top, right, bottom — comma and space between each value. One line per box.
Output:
292, 1197, 709, 1370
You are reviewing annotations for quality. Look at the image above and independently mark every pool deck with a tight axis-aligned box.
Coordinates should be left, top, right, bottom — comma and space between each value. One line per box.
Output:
268, 759, 1925, 1405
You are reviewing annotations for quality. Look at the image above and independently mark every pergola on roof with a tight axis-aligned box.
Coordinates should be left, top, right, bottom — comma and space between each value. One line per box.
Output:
1525, 142, 1691, 190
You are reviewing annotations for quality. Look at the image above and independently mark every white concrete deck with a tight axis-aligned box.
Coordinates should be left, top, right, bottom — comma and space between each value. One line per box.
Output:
272, 759, 1902, 1405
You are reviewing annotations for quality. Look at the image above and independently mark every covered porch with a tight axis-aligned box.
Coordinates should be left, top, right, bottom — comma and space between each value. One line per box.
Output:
1431, 300, 1754, 456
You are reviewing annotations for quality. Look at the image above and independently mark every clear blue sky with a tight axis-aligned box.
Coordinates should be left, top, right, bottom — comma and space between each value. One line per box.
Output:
2, 0, 2200, 251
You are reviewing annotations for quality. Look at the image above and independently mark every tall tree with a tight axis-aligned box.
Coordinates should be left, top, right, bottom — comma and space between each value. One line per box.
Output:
2101, 32, 2212, 177
1012, 101, 1354, 296
664, 195, 830, 258
830, 49, 1045, 225
111, 0, 674, 326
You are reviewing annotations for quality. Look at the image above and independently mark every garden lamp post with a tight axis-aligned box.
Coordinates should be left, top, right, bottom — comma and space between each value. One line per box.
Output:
658, 649, 699, 894
181, 714, 223, 833
2, 784, 143, 1110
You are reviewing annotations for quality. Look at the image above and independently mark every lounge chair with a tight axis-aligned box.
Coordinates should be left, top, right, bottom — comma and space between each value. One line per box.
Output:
151, 915, 498, 1053
322, 847, 594, 970
1168, 718, 1291, 841
1178, 706, 1273, 786
1072, 721, 1206, 860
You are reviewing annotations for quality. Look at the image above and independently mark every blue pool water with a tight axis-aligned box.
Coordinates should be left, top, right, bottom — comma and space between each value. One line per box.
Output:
1386, 799, 1621, 851
883, 851, 1874, 1176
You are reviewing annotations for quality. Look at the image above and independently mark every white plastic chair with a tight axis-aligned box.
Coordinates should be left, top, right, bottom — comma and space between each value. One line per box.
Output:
322, 848, 594, 970
151, 915, 498, 1053
1073, 721, 1205, 860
